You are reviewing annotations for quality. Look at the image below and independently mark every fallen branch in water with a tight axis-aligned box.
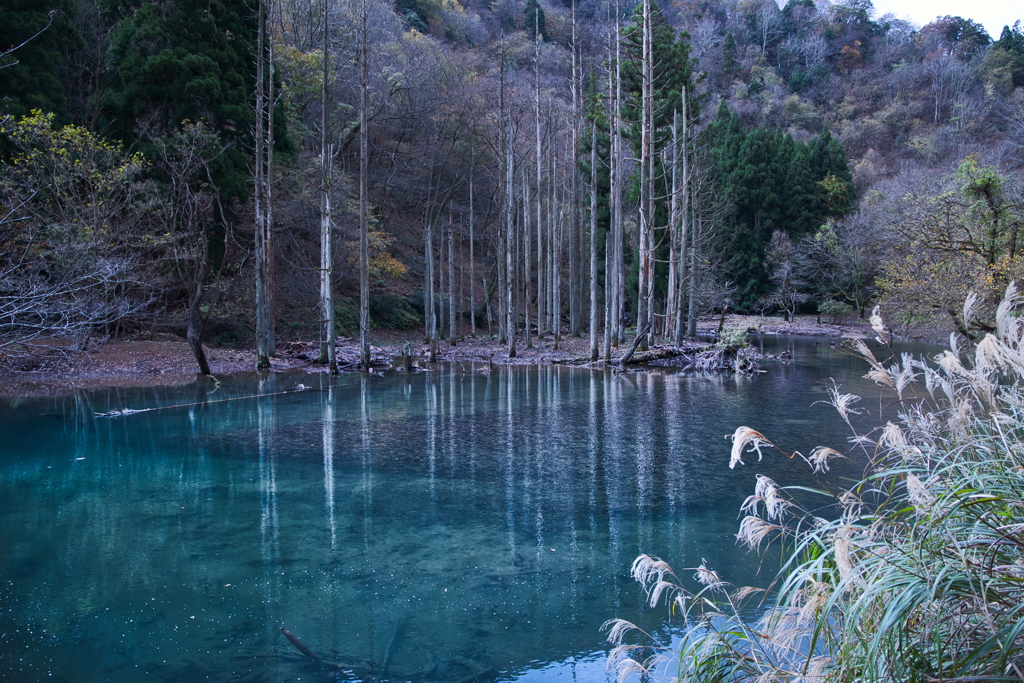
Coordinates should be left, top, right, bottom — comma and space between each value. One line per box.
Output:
94, 385, 312, 418
278, 626, 489, 682
280, 627, 321, 664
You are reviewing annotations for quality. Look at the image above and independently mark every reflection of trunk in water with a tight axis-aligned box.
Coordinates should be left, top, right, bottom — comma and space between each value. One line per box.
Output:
258, 377, 280, 641
323, 384, 336, 548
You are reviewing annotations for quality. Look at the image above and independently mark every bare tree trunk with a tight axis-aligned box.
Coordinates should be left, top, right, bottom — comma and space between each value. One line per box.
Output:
547, 126, 556, 341
551, 142, 561, 349
569, 0, 581, 337
358, 1, 370, 370
254, 0, 275, 369
589, 123, 600, 362
497, 51, 507, 347
447, 203, 456, 344
667, 112, 679, 345
522, 166, 532, 348
318, 0, 337, 373
534, 34, 545, 340
469, 143, 476, 337
482, 259, 492, 338
603, 27, 617, 361
634, 0, 651, 352
674, 88, 690, 346
505, 113, 516, 358
187, 248, 211, 375
687, 214, 699, 338
613, 2, 625, 348
425, 216, 437, 362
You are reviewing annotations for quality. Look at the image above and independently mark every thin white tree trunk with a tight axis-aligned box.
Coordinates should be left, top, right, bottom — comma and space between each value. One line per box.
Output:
254, 0, 275, 369
522, 166, 532, 348
358, 1, 370, 370
589, 122, 599, 361
534, 35, 545, 340
469, 147, 476, 337
319, 0, 336, 373
425, 215, 437, 361
505, 113, 516, 358
448, 203, 455, 343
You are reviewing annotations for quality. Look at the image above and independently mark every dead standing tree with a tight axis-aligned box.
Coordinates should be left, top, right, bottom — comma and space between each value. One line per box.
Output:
254, 0, 276, 369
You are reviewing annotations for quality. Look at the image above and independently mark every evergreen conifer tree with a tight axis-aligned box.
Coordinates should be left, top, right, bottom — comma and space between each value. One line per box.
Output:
722, 31, 738, 79
0, 0, 79, 120
101, 0, 262, 206
524, 0, 548, 42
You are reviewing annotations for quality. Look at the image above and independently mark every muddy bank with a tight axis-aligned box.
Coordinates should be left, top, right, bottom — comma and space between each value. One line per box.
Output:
0, 314, 871, 397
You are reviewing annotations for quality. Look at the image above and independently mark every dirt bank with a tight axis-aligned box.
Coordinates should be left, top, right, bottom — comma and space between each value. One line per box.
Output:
0, 314, 872, 397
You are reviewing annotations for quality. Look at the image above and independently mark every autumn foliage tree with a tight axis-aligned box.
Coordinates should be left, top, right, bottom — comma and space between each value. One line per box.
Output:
879, 157, 1024, 335
0, 112, 158, 363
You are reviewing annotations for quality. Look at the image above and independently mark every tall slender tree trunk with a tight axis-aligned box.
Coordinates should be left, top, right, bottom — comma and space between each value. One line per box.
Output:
440, 214, 448, 338
569, 0, 581, 337
358, 2, 371, 370
522, 166, 532, 348
425, 215, 437, 361
187, 244, 211, 375
318, 1, 337, 373
603, 27, 617, 361
469, 145, 476, 337
589, 123, 600, 362
687, 214, 699, 338
674, 88, 690, 346
534, 33, 545, 341
448, 203, 456, 343
505, 112, 516, 358
636, 0, 654, 351
551, 142, 561, 349
500, 46, 515, 357
254, 0, 275, 369
667, 113, 679, 345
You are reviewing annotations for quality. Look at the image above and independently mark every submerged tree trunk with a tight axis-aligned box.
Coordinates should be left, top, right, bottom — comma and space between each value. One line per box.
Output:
358, 2, 371, 371
589, 123, 600, 362
254, 0, 275, 369
425, 215, 437, 362
469, 145, 476, 338
448, 203, 456, 344
318, 0, 337, 373
505, 114, 516, 359
186, 260, 211, 375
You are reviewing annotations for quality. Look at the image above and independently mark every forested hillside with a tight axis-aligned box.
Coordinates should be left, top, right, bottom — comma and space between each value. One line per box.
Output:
2, 0, 1023, 370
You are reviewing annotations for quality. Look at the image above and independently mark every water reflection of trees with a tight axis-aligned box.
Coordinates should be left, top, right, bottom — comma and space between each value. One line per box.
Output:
1, 363, 839, 682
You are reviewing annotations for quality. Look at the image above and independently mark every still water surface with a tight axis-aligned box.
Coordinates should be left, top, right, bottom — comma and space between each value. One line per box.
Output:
0, 337, 920, 683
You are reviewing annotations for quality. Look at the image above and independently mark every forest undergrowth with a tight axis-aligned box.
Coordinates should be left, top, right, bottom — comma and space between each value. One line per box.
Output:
605, 284, 1024, 682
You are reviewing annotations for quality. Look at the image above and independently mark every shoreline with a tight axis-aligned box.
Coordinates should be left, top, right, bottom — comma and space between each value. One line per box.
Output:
0, 314, 871, 398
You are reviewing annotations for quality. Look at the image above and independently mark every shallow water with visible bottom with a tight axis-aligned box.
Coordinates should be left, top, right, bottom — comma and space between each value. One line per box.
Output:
0, 337, 926, 683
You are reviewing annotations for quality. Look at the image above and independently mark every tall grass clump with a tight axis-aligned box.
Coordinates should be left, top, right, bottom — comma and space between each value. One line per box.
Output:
605, 284, 1024, 683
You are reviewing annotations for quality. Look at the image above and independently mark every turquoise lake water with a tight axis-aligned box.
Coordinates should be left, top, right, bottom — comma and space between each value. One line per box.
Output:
0, 337, 922, 683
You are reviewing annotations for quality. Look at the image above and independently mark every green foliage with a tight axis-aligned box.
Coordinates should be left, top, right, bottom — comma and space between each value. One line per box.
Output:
705, 105, 855, 308
878, 157, 1024, 335
0, 112, 160, 358
608, 290, 1024, 683
817, 298, 852, 323
369, 293, 422, 329
523, 0, 547, 42
334, 298, 360, 334
335, 294, 422, 333
101, 0, 265, 206
0, 0, 80, 120
620, 0, 697, 152
396, 0, 428, 32
921, 15, 991, 61
721, 31, 738, 79
715, 324, 748, 352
